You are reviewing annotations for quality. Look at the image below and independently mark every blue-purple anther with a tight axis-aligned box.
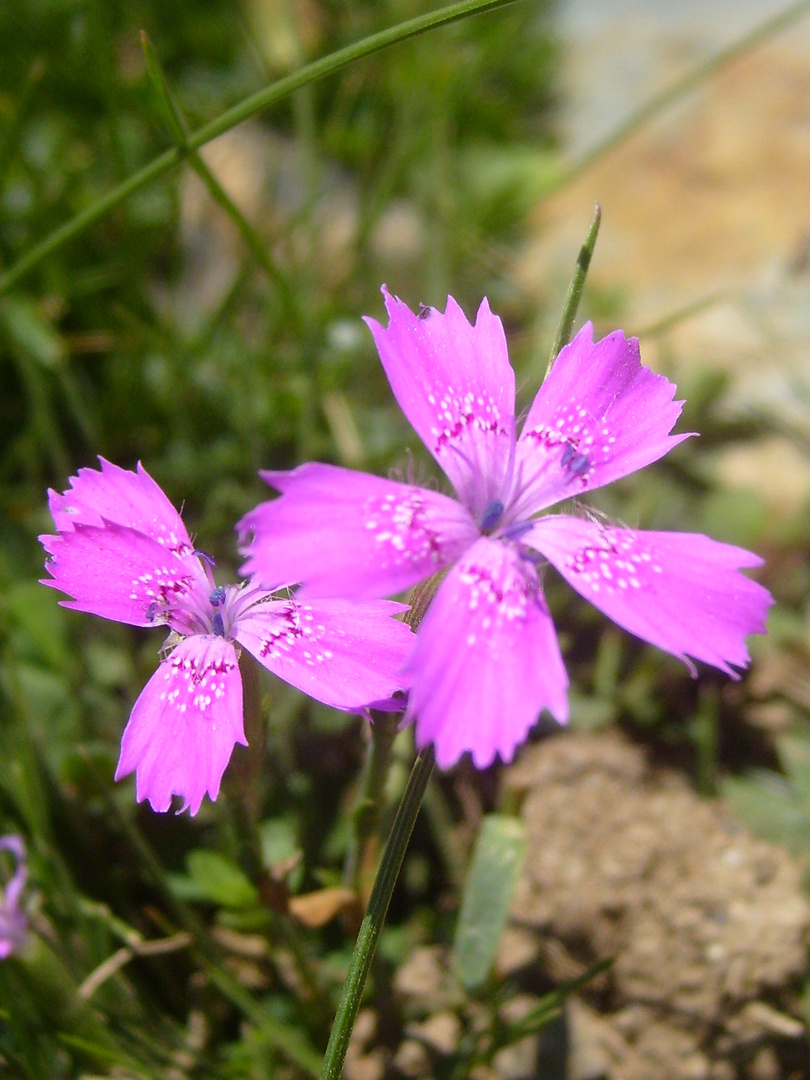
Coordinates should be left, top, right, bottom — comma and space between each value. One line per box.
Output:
561, 441, 590, 476
479, 499, 504, 533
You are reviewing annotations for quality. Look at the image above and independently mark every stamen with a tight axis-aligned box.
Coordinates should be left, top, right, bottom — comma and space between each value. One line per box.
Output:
193, 549, 217, 569
480, 498, 504, 533
503, 521, 532, 541
569, 452, 590, 477
209, 586, 226, 607
212, 611, 225, 637
145, 599, 170, 624
561, 442, 590, 478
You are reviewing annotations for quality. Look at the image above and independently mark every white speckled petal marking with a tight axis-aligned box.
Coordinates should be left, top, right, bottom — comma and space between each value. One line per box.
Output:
233, 596, 414, 710
364, 488, 447, 566
365, 290, 516, 518
116, 636, 246, 816
526, 516, 773, 677
239, 463, 476, 599
403, 536, 569, 770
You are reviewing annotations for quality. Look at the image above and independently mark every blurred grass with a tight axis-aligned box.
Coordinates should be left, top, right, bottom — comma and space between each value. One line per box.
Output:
2, 0, 810, 1076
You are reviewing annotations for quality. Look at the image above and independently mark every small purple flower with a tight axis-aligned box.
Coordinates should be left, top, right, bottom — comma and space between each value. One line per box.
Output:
239, 289, 773, 770
41, 460, 414, 815
0, 835, 28, 959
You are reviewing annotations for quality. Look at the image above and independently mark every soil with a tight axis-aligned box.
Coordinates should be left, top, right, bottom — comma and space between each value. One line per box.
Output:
507, 730, 810, 1080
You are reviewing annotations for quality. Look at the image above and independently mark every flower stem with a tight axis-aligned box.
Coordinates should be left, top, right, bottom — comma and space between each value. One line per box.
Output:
343, 572, 446, 896
547, 203, 601, 372
320, 745, 435, 1080
343, 709, 401, 897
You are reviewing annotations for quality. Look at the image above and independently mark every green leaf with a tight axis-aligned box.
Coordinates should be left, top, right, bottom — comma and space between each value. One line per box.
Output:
0, 296, 65, 368
3, 580, 72, 672
778, 732, 810, 802
168, 851, 258, 909
722, 771, 810, 855
452, 813, 526, 992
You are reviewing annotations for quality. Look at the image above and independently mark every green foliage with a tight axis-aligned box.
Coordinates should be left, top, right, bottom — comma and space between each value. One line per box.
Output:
453, 813, 526, 992
169, 851, 259, 909
723, 733, 810, 864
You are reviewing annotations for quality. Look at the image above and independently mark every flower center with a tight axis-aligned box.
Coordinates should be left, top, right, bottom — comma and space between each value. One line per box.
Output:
479, 498, 504, 534
208, 586, 228, 636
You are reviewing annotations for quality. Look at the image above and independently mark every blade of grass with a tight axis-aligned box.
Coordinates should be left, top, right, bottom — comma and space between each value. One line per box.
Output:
543, 0, 810, 201
141, 32, 298, 317
547, 203, 600, 370
0, 0, 521, 296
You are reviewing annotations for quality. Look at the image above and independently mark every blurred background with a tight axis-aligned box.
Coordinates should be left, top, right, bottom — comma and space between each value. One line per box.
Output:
1, 1, 810, 1077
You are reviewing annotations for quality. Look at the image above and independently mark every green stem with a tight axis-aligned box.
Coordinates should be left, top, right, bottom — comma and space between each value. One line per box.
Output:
143, 30, 299, 321
320, 746, 435, 1080
0, 0, 520, 296
547, 203, 600, 371
342, 571, 448, 896
343, 710, 401, 895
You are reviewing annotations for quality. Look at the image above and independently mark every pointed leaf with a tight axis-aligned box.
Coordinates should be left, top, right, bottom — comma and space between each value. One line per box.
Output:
453, 814, 526, 992
168, 851, 258, 909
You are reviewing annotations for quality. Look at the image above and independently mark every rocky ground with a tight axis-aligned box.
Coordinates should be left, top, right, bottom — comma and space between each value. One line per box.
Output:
509, 731, 810, 1080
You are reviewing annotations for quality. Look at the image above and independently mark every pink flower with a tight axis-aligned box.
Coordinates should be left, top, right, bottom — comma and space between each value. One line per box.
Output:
41, 460, 413, 814
0, 835, 28, 959
239, 290, 773, 770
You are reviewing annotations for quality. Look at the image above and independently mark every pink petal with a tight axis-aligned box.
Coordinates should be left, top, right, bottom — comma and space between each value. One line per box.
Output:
0, 836, 26, 912
528, 516, 773, 676
40, 523, 199, 626
48, 458, 194, 559
115, 636, 246, 815
511, 324, 691, 517
404, 537, 569, 770
234, 597, 413, 710
238, 463, 477, 598
0, 835, 28, 957
365, 289, 516, 520
0, 907, 27, 959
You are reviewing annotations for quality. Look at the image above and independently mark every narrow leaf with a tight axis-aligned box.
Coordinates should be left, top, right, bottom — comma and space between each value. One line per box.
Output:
547, 203, 601, 372
453, 813, 526, 992
140, 31, 189, 144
